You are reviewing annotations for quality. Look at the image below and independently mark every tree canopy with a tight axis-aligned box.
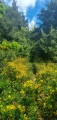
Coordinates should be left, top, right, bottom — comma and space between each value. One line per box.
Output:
0, 0, 57, 62
0, 0, 28, 41
38, 0, 57, 33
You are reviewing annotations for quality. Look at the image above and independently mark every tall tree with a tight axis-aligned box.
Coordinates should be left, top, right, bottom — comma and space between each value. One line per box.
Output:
30, 26, 57, 62
30, 27, 41, 43
0, 0, 28, 41
38, 0, 57, 33
11, 0, 28, 28
0, 0, 6, 18
12, 0, 18, 11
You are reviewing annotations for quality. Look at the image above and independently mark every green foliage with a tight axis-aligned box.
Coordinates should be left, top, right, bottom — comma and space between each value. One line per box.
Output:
0, 0, 28, 41
34, 62, 57, 120
13, 27, 30, 43
30, 27, 57, 62
2, 41, 22, 50
0, 59, 57, 120
0, 0, 57, 120
12, 0, 18, 11
38, 0, 57, 33
0, 0, 31, 59
0, 39, 32, 64
0, 2, 6, 18
30, 27, 41, 43
0, 49, 17, 66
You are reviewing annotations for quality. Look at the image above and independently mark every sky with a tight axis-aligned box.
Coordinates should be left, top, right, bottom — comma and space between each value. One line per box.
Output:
4, 0, 50, 29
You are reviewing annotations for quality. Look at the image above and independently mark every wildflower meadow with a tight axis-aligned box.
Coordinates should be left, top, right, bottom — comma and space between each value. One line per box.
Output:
0, 58, 57, 120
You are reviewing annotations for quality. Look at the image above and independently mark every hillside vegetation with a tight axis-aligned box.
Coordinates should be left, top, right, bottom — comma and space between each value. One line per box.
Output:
0, 0, 57, 120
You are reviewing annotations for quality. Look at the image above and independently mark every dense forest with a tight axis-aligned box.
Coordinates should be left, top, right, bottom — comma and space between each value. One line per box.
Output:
0, 0, 57, 120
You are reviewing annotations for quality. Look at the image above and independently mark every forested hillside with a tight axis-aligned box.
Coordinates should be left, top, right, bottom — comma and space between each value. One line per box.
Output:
0, 0, 57, 120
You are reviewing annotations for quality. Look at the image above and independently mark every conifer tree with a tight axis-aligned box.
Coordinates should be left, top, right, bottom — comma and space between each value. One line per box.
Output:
38, 0, 57, 33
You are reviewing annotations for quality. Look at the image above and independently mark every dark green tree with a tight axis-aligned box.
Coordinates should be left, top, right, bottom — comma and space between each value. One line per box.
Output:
21, 12, 28, 28
0, 0, 28, 41
30, 27, 41, 43
38, 0, 57, 33
30, 26, 57, 62
12, 0, 18, 11
11, 0, 28, 28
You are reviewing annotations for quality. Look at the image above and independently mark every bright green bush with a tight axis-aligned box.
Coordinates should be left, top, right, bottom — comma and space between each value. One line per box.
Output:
0, 40, 31, 58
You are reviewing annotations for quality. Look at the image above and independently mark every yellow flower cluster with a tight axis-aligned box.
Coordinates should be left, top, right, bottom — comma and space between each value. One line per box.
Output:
8, 58, 28, 78
35, 84, 41, 89
40, 80, 43, 82
23, 80, 33, 87
20, 89, 25, 94
6, 105, 16, 110
36, 62, 57, 78
0, 59, 57, 119
17, 104, 25, 112
24, 114, 28, 120
1, 108, 6, 112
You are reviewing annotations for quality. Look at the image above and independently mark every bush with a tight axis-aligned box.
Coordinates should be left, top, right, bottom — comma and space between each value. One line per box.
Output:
0, 58, 57, 120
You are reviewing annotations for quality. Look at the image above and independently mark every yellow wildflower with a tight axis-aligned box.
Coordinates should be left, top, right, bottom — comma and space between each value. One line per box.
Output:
0, 97, 2, 100
1, 108, 6, 112
43, 103, 46, 108
24, 114, 28, 120
8, 95, 11, 98
17, 104, 25, 112
17, 104, 21, 109
40, 80, 43, 82
54, 112, 57, 115
21, 106, 25, 112
0, 105, 3, 107
55, 70, 57, 73
10, 114, 12, 117
52, 90, 54, 92
23, 83, 27, 87
9, 91, 11, 93
35, 84, 41, 89
6, 105, 16, 110
20, 89, 25, 94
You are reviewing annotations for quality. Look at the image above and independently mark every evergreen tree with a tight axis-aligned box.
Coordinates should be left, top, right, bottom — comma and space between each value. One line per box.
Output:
12, 0, 18, 11
30, 27, 41, 43
30, 26, 57, 62
38, 0, 57, 33
0, 0, 6, 18
0, 0, 28, 41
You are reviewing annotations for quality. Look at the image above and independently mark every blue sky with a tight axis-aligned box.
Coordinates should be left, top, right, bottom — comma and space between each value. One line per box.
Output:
4, 0, 50, 29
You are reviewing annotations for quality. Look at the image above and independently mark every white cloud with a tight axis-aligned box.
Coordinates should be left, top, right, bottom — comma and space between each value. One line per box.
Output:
4, 0, 8, 2
4, 0, 46, 15
28, 17, 36, 30
4, 0, 44, 28
4, 0, 37, 28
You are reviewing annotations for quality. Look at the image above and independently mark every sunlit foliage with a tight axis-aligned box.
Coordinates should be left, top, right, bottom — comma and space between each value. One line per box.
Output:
0, 58, 57, 120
